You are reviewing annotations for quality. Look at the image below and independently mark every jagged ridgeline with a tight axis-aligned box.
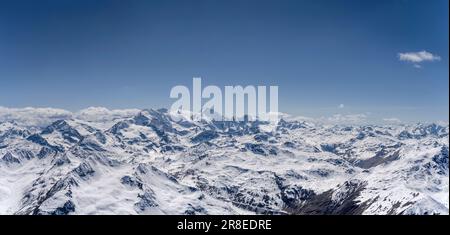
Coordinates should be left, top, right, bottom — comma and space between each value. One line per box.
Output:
0, 109, 448, 215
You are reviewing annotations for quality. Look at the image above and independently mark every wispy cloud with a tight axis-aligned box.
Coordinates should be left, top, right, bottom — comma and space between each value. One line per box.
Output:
75, 107, 140, 122
338, 104, 345, 109
383, 117, 401, 124
0, 107, 72, 127
0, 106, 140, 126
327, 114, 367, 123
398, 51, 440, 68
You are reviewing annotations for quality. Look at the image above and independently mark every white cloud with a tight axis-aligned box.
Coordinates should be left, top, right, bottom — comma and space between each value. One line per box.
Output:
290, 113, 370, 125
0, 107, 73, 127
398, 51, 441, 67
0, 106, 141, 127
338, 104, 345, 109
383, 117, 401, 123
326, 114, 367, 124
75, 107, 140, 122
283, 114, 314, 122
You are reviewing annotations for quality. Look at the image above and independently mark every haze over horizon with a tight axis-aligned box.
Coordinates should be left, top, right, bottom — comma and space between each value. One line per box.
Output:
0, 0, 448, 123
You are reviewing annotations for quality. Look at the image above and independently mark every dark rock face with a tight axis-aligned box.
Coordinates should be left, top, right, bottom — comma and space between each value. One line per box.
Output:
109, 121, 130, 135
21, 176, 79, 215
355, 150, 400, 169
194, 174, 284, 215
51, 200, 76, 215
398, 124, 448, 140
279, 185, 315, 209
121, 175, 143, 189
94, 131, 107, 144
160, 144, 184, 153
147, 109, 175, 132
191, 130, 219, 143
150, 166, 179, 183
54, 155, 71, 166
133, 110, 177, 141
356, 132, 366, 140
27, 134, 63, 152
435, 146, 449, 164
211, 120, 260, 136
26, 134, 49, 145
283, 141, 296, 148
0, 127, 30, 143
16, 150, 34, 160
254, 134, 269, 142
2, 152, 20, 165
135, 191, 158, 211
184, 204, 207, 215
308, 169, 332, 177
37, 146, 56, 159
244, 143, 278, 156
78, 139, 105, 152
133, 113, 151, 126
244, 143, 266, 155
41, 120, 83, 143
289, 181, 369, 215
398, 131, 413, 140
227, 187, 282, 214
320, 143, 338, 154
73, 163, 95, 179
432, 147, 449, 175
277, 119, 307, 131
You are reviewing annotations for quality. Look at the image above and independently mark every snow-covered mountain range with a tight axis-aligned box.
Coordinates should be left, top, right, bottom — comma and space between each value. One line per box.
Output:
0, 108, 448, 215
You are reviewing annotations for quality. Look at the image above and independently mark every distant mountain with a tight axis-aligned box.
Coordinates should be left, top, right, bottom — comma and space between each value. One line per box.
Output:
0, 109, 448, 215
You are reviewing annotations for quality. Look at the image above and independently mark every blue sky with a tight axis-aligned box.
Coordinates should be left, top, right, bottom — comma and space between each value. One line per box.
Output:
0, 0, 448, 122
